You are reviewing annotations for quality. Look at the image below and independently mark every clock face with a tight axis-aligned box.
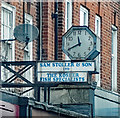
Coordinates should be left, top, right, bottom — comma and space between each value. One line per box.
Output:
65, 29, 95, 60
62, 26, 100, 60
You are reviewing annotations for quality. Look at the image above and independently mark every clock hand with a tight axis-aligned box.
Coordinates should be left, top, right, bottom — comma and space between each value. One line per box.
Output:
68, 37, 81, 51
78, 36, 81, 46
68, 43, 80, 51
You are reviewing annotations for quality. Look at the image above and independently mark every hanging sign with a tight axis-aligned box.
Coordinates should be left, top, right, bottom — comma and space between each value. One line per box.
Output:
37, 61, 96, 83
37, 61, 95, 72
38, 72, 87, 82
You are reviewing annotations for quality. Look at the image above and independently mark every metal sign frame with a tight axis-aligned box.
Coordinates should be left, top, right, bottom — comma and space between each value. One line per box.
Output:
0, 60, 97, 87
0, 61, 37, 95
0, 60, 97, 102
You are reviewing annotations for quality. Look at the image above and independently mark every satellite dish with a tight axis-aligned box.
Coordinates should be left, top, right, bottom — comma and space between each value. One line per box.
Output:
14, 24, 39, 43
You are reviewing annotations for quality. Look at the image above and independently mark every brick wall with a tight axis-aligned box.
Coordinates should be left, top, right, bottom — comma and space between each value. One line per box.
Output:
0, 2, 39, 61
15, 2, 38, 61
42, 1, 120, 92
73, 2, 120, 91
42, 2, 65, 60
58, 2, 65, 60
0, 1, 39, 93
42, 2, 55, 60
99, 2, 119, 91
1, 1, 119, 93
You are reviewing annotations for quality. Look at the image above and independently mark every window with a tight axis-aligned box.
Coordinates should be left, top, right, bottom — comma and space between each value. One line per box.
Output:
111, 25, 117, 91
1, 2, 15, 80
24, 13, 33, 61
65, 0, 72, 60
65, 0, 72, 31
23, 13, 33, 96
95, 15, 101, 37
1, 2, 15, 61
95, 15, 101, 87
80, 5, 88, 26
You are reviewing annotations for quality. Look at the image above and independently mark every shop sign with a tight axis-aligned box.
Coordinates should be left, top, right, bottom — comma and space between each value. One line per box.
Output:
38, 61, 95, 72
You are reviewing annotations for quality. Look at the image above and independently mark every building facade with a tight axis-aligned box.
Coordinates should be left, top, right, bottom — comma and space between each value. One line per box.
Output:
42, 1, 120, 92
0, 1, 39, 95
0, 0, 120, 117
0, 1, 40, 117
41, 1, 120, 117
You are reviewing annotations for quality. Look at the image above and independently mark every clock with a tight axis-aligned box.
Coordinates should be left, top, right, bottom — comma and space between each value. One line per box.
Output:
62, 26, 100, 60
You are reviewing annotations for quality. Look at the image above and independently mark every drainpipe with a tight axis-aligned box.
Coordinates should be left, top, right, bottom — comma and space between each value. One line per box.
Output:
38, 2, 42, 61
52, 1, 58, 60
35, 2, 42, 102
23, 2, 25, 24
37, 2, 43, 102
36, 1, 42, 61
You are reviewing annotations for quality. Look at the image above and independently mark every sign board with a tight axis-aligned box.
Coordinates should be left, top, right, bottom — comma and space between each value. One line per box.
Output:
38, 72, 87, 82
37, 61, 96, 83
37, 61, 95, 72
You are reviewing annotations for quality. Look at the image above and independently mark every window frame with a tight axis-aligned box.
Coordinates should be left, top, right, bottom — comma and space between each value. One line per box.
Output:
1, 2, 16, 81
23, 13, 33, 97
80, 5, 88, 26
24, 13, 33, 61
65, 0, 72, 60
65, 0, 72, 32
1, 2, 15, 61
111, 25, 117, 92
95, 15, 101, 87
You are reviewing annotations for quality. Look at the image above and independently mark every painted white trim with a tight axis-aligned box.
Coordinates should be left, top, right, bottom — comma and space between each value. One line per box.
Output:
1, 2, 16, 84
65, 0, 72, 60
25, 13, 33, 61
1, 2, 16, 61
24, 13, 33, 97
1, 1, 16, 12
25, 13, 33, 25
65, 0, 72, 32
95, 15, 101, 37
80, 5, 88, 26
111, 25, 117, 91
95, 15, 101, 87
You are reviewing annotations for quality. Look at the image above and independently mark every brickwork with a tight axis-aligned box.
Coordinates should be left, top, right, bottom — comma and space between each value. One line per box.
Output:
42, 1, 120, 92
72, 2, 120, 91
42, 2, 55, 60
58, 2, 65, 60
13, 2, 39, 84
0, 1, 39, 93
72, 2, 80, 26
74, 2, 120, 91
0, 2, 38, 61
0, 1, 120, 94
42, 2, 66, 60
99, 2, 119, 91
